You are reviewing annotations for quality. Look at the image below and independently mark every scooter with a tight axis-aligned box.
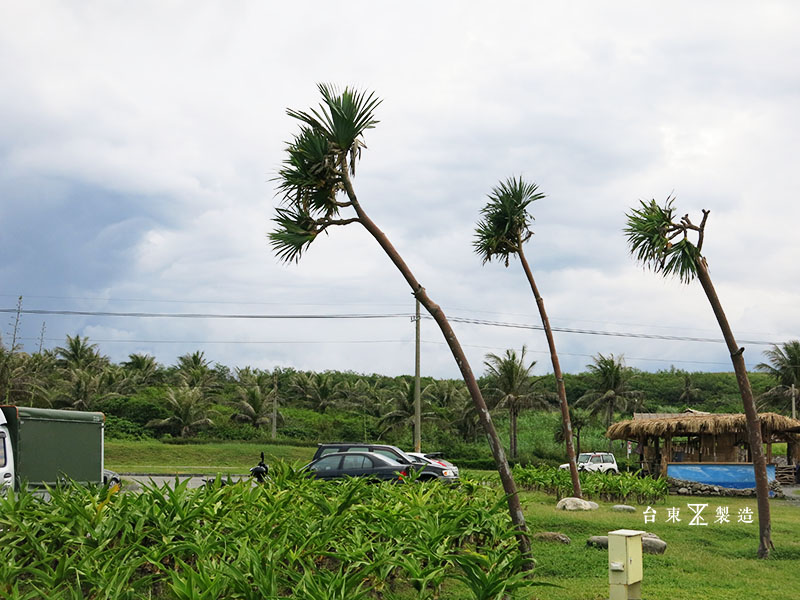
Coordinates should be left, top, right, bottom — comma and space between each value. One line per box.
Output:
249, 452, 269, 483
205, 452, 269, 487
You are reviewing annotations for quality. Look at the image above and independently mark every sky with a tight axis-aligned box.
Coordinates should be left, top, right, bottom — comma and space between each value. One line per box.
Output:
1, 1, 799, 379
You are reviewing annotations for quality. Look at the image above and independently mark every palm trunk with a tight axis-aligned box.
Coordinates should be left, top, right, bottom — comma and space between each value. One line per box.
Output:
518, 248, 582, 498
341, 171, 531, 557
695, 257, 772, 558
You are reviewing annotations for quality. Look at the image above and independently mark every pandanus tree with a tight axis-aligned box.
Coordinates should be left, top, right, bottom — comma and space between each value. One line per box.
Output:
625, 197, 773, 558
269, 84, 531, 555
474, 177, 582, 498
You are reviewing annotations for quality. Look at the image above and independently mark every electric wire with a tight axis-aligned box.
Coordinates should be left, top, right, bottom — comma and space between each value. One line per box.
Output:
0, 307, 781, 345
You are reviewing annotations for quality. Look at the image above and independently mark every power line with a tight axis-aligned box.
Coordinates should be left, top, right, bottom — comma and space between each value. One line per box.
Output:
0, 308, 407, 320
18, 336, 732, 366
439, 316, 778, 346
0, 307, 781, 345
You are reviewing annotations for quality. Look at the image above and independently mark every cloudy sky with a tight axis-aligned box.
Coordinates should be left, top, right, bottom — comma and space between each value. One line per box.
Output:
1, 1, 798, 379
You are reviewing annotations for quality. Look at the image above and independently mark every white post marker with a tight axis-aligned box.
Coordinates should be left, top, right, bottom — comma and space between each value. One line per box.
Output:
608, 529, 644, 600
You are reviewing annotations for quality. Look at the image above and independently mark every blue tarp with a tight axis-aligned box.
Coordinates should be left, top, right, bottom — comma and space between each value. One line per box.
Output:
667, 463, 776, 489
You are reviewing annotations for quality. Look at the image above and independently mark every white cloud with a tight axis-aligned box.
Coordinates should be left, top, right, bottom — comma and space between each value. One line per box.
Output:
2, 1, 798, 378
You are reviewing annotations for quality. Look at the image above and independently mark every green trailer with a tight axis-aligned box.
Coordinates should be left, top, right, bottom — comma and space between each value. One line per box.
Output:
0, 406, 106, 491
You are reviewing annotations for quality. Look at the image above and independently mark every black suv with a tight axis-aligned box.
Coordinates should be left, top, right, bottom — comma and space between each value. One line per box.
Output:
313, 443, 458, 482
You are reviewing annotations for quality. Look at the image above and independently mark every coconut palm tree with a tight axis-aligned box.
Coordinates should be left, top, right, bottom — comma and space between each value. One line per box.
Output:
625, 196, 772, 558
554, 407, 591, 456
378, 378, 438, 438
678, 372, 703, 405
175, 351, 218, 391
482, 347, 554, 461
231, 381, 281, 429
290, 372, 344, 412
55, 335, 107, 371
757, 341, 800, 417
474, 177, 582, 497
146, 384, 215, 438
577, 354, 643, 446
268, 84, 530, 554
123, 353, 161, 386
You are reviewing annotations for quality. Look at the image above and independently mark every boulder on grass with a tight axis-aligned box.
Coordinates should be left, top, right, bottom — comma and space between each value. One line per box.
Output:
556, 497, 599, 511
587, 535, 608, 549
612, 504, 636, 512
586, 533, 667, 555
533, 532, 571, 544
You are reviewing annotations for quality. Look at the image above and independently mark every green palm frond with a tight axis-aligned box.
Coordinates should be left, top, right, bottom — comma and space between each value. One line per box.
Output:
661, 237, 701, 283
269, 84, 382, 265
276, 127, 340, 214
268, 206, 320, 263
624, 197, 700, 284
287, 83, 381, 174
474, 176, 544, 266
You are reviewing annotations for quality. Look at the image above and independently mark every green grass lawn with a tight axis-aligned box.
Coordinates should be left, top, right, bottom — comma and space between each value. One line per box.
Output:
522, 491, 800, 599
106, 440, 800, 599
105, 439, 314, 474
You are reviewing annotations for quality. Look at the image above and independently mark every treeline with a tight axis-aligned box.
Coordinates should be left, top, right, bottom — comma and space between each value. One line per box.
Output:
0, 335, 790, 461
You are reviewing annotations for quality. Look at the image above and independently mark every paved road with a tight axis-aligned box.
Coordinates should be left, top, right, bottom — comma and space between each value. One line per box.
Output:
121, 473, 248, 490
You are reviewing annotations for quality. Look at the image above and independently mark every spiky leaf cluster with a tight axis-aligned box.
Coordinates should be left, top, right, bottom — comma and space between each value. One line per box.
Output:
474, 177, 545, 267
269, 84, 382, 263
624, 197, 701, 284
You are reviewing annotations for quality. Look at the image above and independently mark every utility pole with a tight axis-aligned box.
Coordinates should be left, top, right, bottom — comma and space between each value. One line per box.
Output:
272, 370, 279, 440
38, 322, 46, 354
414, 298, 421, 452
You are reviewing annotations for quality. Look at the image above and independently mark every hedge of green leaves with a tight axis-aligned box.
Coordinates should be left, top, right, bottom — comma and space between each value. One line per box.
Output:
0, 466, 540, 599
513, 464, 669, 504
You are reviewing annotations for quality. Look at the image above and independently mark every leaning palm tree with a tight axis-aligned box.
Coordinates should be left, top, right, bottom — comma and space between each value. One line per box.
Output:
474, 177, 582, 498
757, 340, 800, 417
625, 196, 772, 558
269, 84, 531, 554
483, 347, 554, 461
577, 353, 643, 446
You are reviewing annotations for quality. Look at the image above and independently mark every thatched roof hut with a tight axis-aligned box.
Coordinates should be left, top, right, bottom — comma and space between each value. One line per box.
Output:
607, 412, 800, 441
606, 411, 800, 479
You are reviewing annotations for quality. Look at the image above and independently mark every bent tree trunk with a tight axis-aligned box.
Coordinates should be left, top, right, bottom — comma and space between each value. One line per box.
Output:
695, 258, 772, 558
518, 248, 582, 498
341, 172, 531, 557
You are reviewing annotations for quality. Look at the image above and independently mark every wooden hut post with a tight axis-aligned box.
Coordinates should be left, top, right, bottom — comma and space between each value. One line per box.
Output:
766, 441, 772, 465
662, 435, 672, 478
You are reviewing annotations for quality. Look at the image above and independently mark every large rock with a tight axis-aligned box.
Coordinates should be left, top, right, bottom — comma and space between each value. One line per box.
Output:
587, 535, 608, 549
586, 532, 666, 554
611, 504, 636, 512
556, 497, 599, 511
533, 531, 571, 544
642, 534, 667, 555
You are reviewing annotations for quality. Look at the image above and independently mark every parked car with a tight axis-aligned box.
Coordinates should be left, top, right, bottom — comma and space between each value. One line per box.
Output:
313, 443, 458, 482
302, 451, 409, 482
406, 452, 460, 478
559, 452, 619, 474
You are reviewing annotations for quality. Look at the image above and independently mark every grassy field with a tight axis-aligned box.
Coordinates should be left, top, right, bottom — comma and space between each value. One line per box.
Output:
521, 491, 800, 599
105, 439, 315, 473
